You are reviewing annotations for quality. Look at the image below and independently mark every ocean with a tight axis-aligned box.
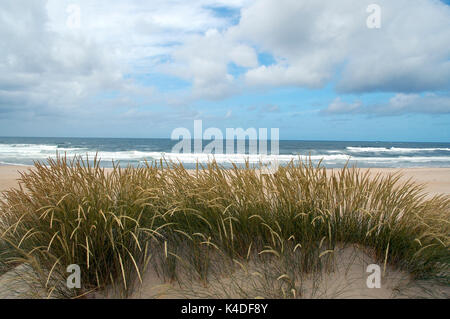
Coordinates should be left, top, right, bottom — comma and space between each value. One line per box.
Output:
0, 137, 449, 169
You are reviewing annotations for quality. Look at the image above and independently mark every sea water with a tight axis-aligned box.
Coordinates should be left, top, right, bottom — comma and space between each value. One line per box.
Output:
0, 137, 449, 169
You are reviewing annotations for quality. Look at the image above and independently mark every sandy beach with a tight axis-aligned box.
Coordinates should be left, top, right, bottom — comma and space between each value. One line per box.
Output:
0, 166, 28, 193
1, 165, 449, 196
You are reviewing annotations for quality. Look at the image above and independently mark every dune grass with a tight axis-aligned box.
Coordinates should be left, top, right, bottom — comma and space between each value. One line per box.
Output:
0, 156, 448, 298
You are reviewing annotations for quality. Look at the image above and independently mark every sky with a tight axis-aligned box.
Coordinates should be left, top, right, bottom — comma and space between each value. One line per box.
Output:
0, 0, 449, 142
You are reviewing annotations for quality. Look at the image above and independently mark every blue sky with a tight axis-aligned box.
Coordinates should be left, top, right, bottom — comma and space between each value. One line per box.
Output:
0, 0, 449, 142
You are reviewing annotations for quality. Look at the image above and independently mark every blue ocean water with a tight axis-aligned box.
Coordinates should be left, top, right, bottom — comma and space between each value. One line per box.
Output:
0, 137, 449, 168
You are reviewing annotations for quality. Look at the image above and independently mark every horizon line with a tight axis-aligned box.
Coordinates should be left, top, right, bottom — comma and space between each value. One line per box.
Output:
0, 136, 449, 144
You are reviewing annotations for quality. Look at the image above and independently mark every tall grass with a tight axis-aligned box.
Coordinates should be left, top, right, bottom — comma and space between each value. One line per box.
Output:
0, 156, 448, 298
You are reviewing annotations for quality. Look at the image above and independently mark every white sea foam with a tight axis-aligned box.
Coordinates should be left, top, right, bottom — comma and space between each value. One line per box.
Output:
0, 143, 450, 167
346, 147, 450, 153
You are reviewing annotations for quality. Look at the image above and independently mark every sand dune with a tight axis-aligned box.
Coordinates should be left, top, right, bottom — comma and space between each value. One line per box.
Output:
1, 165, 448, 299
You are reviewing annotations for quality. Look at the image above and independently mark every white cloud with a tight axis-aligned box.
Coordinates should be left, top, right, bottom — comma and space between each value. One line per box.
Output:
322, 94, 450, 116
325, 98, 362, 114
169, 0, 450, 95
1, 0, 450, 119
229, 44, 258, 69
0, 0, 247, 116
0, 0, 131, 117
160, 28, 258, 99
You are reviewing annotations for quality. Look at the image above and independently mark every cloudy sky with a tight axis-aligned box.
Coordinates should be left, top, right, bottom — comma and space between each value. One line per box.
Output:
0, 0, 449, 141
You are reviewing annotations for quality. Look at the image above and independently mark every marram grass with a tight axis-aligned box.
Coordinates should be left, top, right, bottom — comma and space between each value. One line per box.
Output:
0, 156, 448, 298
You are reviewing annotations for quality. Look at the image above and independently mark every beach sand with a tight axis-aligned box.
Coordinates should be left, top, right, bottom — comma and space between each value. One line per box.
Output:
0, 166, 28, 194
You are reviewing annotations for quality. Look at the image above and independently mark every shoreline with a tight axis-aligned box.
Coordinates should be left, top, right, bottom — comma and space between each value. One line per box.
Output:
1, 165, 449, 196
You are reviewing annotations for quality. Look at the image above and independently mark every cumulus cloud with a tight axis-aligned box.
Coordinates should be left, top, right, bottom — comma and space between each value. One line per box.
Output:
322, 94, 450, 116
324, 98, 363, 114
170, 0, 450, 96
1, 0, 450, 122
160, 28, 258, 99
0, 0, 247, 118
0, 0, 128, 118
